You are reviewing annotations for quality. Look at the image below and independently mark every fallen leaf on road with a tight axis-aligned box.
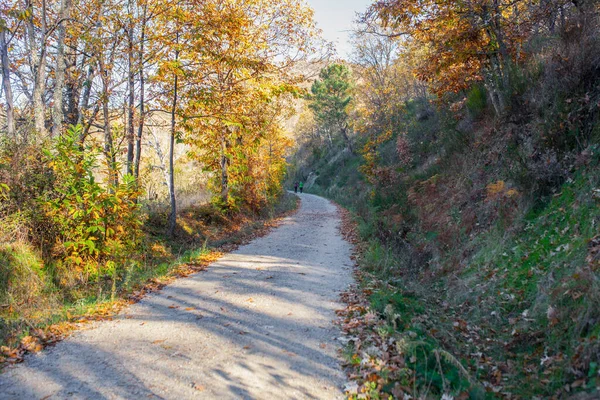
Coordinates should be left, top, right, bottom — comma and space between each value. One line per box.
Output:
21, 336, 42, 353
168, 305, 179, 309
184, 307, 195, 311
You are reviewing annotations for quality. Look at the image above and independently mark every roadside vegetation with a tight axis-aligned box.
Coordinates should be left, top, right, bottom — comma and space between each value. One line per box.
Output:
0, 0, 314, 361
0, 174, 298, 362
289, 0, 600, 398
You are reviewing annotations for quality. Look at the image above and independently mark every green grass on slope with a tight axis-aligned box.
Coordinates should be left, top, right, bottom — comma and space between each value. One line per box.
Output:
340, 164, 600, 398
457, 166, 600, 396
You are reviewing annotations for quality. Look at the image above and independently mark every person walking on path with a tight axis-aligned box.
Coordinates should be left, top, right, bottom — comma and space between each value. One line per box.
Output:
299, 181, 304, 193
294, 181, 299, 193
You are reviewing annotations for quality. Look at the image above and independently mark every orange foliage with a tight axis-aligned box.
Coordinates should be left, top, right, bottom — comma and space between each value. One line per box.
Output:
367, 0, 567, 97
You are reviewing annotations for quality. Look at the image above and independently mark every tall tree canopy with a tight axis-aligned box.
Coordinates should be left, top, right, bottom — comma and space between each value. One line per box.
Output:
0, 0, 326, 214
364, 0, 573, 114
308, 63, 354, 152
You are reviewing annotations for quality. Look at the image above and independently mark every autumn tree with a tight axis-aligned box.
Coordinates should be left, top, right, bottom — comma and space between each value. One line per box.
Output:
364, 0, 572, 115
1, 0, 327, 233
173, 0, 325, 209
350, 31, 424, 182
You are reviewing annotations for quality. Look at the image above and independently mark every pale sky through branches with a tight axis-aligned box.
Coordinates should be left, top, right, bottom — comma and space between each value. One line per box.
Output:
306, 0, 373, 59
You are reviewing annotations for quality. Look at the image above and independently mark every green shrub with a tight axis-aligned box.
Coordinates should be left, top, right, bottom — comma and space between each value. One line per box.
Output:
42, 125, 143, 285
466, 85, 487, 117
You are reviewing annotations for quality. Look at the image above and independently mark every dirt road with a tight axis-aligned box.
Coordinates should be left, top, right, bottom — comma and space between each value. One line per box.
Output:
0, 194, 353, 399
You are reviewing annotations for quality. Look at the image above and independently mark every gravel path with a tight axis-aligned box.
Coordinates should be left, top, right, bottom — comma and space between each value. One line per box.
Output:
0, 193, 354, 399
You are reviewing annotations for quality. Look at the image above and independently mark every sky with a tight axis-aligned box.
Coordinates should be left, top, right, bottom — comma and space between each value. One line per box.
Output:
306, 0, 373, 59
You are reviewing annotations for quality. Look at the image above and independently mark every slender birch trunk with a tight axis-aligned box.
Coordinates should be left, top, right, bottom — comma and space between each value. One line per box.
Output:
167, 33, 179, 237
51, 0, 71, 137
220, 134, 229, 205
0, 30, 15, 138
125, 0, 135, 175
29, 0, 48, 136
134, 3, 147, 179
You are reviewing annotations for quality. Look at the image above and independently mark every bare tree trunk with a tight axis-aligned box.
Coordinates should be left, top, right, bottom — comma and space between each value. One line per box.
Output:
167, 34, 179, 237
484, 80, 502, 117
220, 134, 229, 205
486, 54, 507, 115
341, 125, 353, 153
125, 0, 135, 175
51, 0, 71, 137
103, 97, 117, 187
0, 30, 15, 138
492, 9, 510, 92
65, 50, 80, 125
99, 59, 117, 187
325, 128, 333, 149
29, 0, 48, 136
481, 3, 508, 117
77, 62, 95, 126
134, 3, 147, 179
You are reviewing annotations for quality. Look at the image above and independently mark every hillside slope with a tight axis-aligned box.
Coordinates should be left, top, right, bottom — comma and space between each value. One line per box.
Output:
289, 42, 600, 397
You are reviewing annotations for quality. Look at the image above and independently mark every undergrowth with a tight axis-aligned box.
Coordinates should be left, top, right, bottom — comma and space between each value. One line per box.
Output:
334, 160, 600, 398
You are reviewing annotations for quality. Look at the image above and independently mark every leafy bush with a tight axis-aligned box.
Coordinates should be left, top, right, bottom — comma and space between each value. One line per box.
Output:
42, 126, 143, 285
